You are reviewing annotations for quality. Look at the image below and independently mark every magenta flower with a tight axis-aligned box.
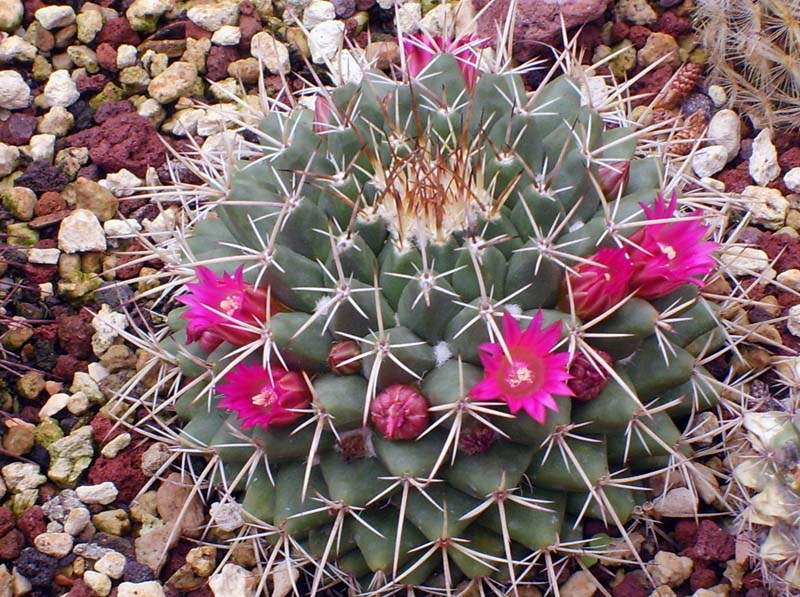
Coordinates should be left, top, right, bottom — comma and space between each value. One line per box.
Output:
468, 312, 573, 424
177, 266, 275, 347
627, 193, 718, 300
403, 34, 485, 89
218, 363, 311, 429
566, 247, 633, 320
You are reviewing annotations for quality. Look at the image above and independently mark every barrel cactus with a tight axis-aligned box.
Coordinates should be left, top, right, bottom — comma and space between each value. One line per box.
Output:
133, 35, 726, 593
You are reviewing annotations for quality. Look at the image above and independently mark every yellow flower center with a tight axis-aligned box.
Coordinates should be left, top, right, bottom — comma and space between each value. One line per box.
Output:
506, 364, 534, 388
252, 387, 277, 408
660, 243, 677, 260
219, 294, 243, 315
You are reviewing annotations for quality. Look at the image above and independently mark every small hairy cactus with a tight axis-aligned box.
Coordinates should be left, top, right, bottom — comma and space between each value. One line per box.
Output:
693, 0, 800, 130
136, 35, 726, 594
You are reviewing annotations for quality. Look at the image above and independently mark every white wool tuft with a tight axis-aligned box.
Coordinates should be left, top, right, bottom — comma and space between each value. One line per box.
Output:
433, 342, 453, 367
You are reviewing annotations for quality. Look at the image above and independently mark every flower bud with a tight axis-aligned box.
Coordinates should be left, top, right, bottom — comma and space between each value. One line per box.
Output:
597, 160, 630, 198
370, 385, 430, 441
327, 341, 361, 375
568, 350, 613, 401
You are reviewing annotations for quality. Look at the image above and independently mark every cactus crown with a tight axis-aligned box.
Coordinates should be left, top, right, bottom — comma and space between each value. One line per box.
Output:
128, 36, 727, 594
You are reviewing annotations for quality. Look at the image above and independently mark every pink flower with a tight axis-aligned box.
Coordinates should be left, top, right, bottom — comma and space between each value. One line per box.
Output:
627, 193, 718, 300
177, 266, 276, 347
566, 247, 634, 320
313, 95, 333, 133
469, 312, 573, 424
218, 363, 311, 429
403, 34, 484, 89
370, 385, 430, 440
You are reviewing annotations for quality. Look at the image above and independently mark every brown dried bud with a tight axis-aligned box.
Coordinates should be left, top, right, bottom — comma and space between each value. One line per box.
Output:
327, 341, 361, 375
370, 384, 429, 441
458, 422, 497, 455
568, 350, 614, 401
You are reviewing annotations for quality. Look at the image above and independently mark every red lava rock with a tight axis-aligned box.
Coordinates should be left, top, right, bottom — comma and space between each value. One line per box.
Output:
745, 590, 769, 597
163, 540, 193, 578
91, 414, 126, 445
94, 100, 135, 124
690, 566, 718, 591
628, 25, 652, 48
52, 354, 88, 380
610, 21, 630, 43
656, 11, 693, 36
185, 21, 213, 40
766, 177, 790, 196
58, 314, 94, 360
66, 580, 95, 597
24, 0, 45, 25
692, 520, 735, 562
97, 17, 141, 46
631, 64, 673, 106
115, 239, 148, 279
238, 13, 261, 48
718, 166, 752, 194
76, 73, 109, 94
779, 146, 800, 172
14, 160, 69, 194
23, 263, 58, 284
16, 506, 46, 544
0, 529, 25, 560
742, 570, 764, 589
761, 232, 800, 271
186, 587, 214, 597
206, 45, 240, 81
576, 22, 603, 50
34, 322, 59, 343
357, 0, 375, 9
88, 444, 148, 503
65, 111, 166, 177
96, 43, 118, 72
0, 113, 38, 145
611, 570, 648, 597
34, 192, 67, 217
0, 507, 14, 536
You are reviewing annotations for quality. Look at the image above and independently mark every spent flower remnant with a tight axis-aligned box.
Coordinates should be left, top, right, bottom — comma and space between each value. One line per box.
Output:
403, 34, 485, 89
469, 312, 573, 424
628, 192, 718, 300
177, 266, 273, 347
218, 363, 312, 429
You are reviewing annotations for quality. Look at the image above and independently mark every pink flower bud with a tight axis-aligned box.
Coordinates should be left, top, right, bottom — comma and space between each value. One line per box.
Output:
327, 341, 361, 375
370, 385, 430, 441
568, 350, 613, 401
597, 160, 630, 198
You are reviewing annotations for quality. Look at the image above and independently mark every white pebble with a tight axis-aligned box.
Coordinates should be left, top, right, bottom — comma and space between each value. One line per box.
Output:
83, 571, 112, 597
749, 128, 780, 186
0, 70, 31, 110
43, 69, 80, 108
706, 109, 740, 162
707, 84, 727, 107
307, 20, 344, 64
788, 305, 800, 337
39, 393, 70, 419
95, 551, 127, 579
34, 532, 74, 558
784, 167, 800, 193
63, 507, 91, 536
76, 482, 119, 505
27, 248, 61, 265
35, 5, 76, 30
211, 25, 241, 46
58, 208, 107, 253
742, 185, 788, 230
692, 145, 728, 178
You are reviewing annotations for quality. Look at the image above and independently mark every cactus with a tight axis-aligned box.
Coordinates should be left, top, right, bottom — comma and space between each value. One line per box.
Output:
693, 0, 800, 130
126, 34, 728, 594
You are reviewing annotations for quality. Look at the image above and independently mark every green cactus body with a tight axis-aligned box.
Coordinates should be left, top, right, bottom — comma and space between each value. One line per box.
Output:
149, 49, 724, 594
